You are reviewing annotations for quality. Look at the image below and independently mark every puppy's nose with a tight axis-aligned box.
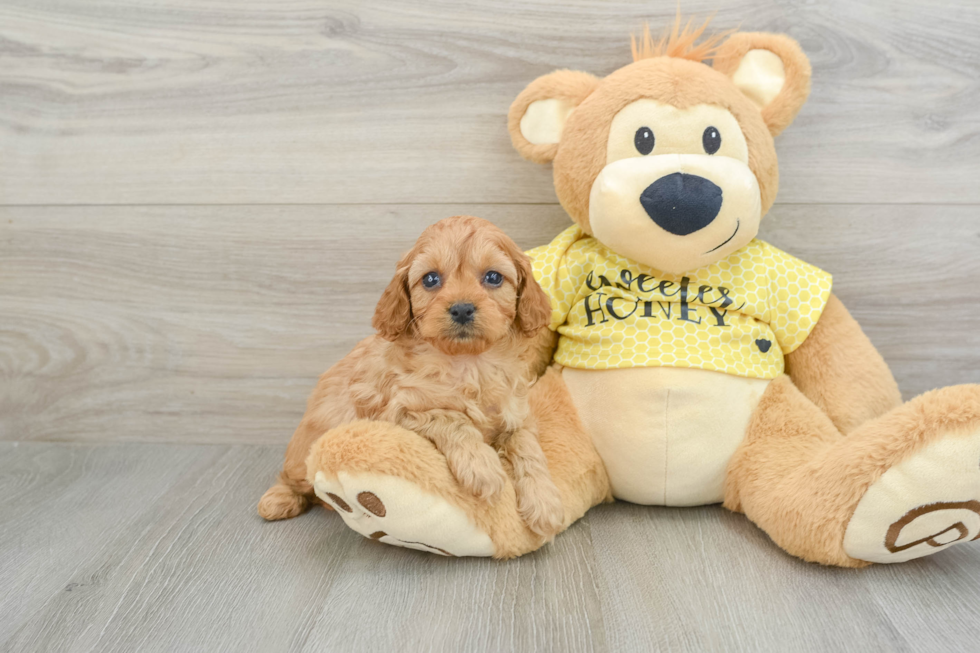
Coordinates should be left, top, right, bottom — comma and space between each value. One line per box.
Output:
640, 173, 723, 236
449, 303, 476, 325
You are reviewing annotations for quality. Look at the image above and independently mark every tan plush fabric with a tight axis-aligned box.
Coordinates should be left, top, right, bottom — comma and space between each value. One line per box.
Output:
311, 468, 497, 557
844, 429, 980, 563
726, 376, 980, 567
307, 419, 541, 558
563, 366, 770, 506
520, 98, 578, 145
508, 30, 812, 232
588, 152, 763, 274
725, 375, 870, 567
712, 33, 812, 137
508, 70, 599, 164
530, 366, 614, 520
549, 56, 780, 234
785, 295, 903, 435
730, 49, 786, 110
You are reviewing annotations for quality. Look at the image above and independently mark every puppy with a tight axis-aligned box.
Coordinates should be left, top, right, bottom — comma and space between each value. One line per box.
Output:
258, 215, 565, 537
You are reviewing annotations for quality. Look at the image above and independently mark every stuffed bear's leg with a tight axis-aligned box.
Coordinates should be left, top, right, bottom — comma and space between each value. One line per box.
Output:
726, 376, 980, 567
305, 366, 611, 558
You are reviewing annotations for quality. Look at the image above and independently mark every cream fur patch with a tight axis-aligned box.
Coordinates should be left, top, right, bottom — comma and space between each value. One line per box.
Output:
588, 153, 762, 274
605, 100, 749, 165
313, 471, 495, 557
562, 366, 770, 506
732, 49, 786, 110
844, 427, 980, 563
520, 98, 575, 145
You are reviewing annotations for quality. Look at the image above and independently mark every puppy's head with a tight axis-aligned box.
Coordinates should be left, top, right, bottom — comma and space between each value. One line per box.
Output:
372, 216, 551, 355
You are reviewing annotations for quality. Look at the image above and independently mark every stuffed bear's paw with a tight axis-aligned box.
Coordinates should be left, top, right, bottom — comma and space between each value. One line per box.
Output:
445, 443, 508, 501
310, 470, 495, 557
844, 424, 980, 564
516, 475, 565, 538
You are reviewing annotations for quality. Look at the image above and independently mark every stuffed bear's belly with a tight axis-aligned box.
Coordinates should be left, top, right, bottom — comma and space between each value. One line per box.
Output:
562, 366, 771, 506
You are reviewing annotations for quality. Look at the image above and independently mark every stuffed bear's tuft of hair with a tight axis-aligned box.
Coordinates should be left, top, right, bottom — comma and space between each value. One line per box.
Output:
630, 13, 734, 63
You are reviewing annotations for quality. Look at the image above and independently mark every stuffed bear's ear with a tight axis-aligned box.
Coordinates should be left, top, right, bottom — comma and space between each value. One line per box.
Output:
508, 70, 600, 164
713, 33, 811, 137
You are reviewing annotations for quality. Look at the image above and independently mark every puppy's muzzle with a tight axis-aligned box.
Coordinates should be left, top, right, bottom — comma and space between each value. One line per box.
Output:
639, 173, 723, 236
449, 302, 476, 325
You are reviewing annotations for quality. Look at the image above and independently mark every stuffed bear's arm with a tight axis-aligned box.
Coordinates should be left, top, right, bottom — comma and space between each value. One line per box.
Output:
784, 293, 902, 435
525, 226, 584, 379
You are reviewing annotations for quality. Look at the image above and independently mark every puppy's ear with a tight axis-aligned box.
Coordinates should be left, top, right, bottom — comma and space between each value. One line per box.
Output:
508, 69, 599, 164
713, 32, 811, 137
502, 241, 552, 336
372, 253, 413, 341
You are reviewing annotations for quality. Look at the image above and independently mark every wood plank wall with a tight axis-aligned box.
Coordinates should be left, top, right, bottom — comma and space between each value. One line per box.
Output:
2, 0, 979, 444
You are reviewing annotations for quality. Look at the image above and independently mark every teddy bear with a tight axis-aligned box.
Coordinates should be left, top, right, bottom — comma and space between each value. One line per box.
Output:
301, 19, 980, 566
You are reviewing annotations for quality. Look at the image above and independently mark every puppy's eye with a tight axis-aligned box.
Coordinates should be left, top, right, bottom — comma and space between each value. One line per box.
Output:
702, 126, 721, 155
634, 127, 655, 155
421, 272, 441, 289
483, 271, 504, 287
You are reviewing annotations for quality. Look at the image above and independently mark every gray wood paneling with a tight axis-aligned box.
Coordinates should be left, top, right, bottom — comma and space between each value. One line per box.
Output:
3, 203, 978, 445
1, 0, 979, 205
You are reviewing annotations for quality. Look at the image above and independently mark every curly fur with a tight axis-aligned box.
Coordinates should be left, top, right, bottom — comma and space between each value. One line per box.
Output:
259, 216, 563, 537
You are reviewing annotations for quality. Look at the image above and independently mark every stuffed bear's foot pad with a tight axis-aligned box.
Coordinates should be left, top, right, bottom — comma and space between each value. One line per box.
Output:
311, 470, 495, 557
844, 426, 980, 563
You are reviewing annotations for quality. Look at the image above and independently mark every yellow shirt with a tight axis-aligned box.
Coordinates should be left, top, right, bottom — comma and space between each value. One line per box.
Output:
528, 225, 833, 379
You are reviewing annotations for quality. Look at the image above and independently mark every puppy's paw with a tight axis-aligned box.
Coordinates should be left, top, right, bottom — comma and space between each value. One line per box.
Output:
258, 483, 309, 521
516, 476, 564, 538
447, 444, 508, 501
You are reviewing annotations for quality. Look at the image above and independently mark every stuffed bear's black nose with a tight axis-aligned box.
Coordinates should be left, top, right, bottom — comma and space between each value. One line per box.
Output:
639, 173, 723, 236
449, 302, 476, 325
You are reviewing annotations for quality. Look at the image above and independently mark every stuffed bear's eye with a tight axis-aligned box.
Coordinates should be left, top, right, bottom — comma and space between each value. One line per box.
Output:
421, 271, 441, 289
483, 270, 504, 287
702, 126, 721, 155
634, 127, 655, 155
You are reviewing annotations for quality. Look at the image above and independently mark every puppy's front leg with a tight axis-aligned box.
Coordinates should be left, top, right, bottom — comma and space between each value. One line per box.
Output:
403, 409, 507, 501
500, 421, 564, 538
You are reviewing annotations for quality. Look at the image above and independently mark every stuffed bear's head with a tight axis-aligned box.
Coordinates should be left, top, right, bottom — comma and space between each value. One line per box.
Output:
508, 20, 811, 274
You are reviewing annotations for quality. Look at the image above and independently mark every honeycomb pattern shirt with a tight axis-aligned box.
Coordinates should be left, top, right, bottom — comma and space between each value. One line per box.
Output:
528, 225, 833, 379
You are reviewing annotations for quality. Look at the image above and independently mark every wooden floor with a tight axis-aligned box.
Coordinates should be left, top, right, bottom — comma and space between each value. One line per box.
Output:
2, 1, 980, 651
3, 442, 980, 653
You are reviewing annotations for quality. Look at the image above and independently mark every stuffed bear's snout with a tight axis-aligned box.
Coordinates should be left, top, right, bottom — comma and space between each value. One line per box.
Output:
639, 173, 723, 236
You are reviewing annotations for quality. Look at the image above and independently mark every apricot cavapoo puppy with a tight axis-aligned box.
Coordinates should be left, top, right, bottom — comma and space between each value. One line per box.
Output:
258, 215, 564, 537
